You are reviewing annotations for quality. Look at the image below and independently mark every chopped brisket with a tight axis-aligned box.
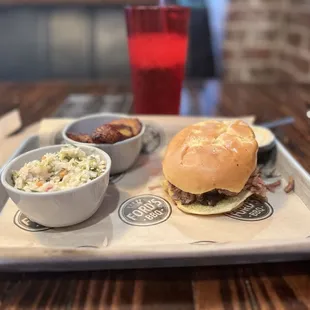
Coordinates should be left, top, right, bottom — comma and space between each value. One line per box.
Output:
244, 168, 267, 197
266, 180, 282, 193
217, 189, 238, 197
170, 183, 196, 205
196, 191, 226, 206
168, 168, 272, 206
169, 183, 226, 206
284, 176, 294, 193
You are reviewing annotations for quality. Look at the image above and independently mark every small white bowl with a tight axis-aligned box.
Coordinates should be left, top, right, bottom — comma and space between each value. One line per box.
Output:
251, 125, 276, 152
62, 113, 145, 175
1, 144, 111, 228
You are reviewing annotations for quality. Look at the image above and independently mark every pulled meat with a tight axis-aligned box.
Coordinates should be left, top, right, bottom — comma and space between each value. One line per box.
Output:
284, 176, 294, 193
196, 191, 226, 206
67, 133, 93, 143
168, 168, 269, 207
266, 180, 282, 193
169, 183, 196, 205
218, 189, 238, 197
244, 168, 267, 197
169, 183, 228, 206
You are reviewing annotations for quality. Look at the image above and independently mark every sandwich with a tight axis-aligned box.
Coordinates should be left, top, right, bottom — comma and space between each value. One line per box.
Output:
162, 120, 267, 215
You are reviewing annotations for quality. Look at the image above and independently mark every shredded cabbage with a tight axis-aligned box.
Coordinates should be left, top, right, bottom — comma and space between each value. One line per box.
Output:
11, 145, 106, 192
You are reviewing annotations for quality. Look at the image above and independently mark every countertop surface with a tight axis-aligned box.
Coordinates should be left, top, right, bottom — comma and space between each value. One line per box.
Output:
0, 81, 310, 310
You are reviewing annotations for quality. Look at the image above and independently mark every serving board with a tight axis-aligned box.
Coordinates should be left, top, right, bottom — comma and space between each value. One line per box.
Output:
0, 116, 310, 272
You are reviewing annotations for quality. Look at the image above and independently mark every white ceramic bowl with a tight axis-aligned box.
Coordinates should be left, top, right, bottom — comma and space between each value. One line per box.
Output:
62, 113, 145, 175
251, 125, 276, 152
1, 144, 111, 228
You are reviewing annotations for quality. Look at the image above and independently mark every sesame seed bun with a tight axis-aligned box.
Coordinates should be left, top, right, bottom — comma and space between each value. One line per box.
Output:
162, 120, 258, 194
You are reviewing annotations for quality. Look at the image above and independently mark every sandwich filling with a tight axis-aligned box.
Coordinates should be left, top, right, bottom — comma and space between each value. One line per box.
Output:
167, 169, 267, 206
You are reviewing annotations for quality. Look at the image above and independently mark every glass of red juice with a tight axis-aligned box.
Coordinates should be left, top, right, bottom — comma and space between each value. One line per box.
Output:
125, 6, 190, 114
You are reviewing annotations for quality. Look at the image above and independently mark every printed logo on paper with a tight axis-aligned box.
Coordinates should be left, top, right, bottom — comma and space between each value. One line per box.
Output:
226, 197, 274, 221
14, 211, 50, 232
141, 125, 162, 154
118, 195, 172, 226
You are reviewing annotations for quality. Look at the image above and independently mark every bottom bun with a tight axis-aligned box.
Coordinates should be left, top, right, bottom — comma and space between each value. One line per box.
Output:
162, 180, 252, 215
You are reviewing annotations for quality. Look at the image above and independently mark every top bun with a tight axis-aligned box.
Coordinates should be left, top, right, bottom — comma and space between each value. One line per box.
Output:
162, 120, 258, 194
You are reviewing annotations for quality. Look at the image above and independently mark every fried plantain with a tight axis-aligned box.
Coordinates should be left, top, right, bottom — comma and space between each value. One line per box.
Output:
109, 118, 142, 136
68, 118, 142, 145
92, 124, 126, 144
110, 124, 134, 138
67, 133, 93, 143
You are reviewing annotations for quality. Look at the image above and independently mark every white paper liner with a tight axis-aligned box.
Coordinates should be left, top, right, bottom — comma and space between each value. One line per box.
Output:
1, 114, 309, 252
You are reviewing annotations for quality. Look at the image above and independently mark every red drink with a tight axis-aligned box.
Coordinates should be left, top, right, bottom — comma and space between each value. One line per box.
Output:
125, 6, 190, 114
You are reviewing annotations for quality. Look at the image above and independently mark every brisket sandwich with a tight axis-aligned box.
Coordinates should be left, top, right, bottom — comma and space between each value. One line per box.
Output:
162, 120, 267, 215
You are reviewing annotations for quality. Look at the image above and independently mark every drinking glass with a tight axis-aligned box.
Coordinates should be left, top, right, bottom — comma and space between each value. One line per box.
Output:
125, 5, 190, 114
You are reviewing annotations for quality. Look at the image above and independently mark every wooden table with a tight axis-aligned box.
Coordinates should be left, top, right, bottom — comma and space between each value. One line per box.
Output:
1, 81, 310, 310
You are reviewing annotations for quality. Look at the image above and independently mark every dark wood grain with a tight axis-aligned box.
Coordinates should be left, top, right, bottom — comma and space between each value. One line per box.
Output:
1, 263, 310, 309
1, 81, 309, 172
217, 84, 310, 172
0, 0, 157, 5
1, 81, 310, 310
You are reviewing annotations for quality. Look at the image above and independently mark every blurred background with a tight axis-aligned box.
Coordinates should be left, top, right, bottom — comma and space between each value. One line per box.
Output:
0, 0, 309, 175
0, 0, 309, 130
224, 0, 310, 83
0, 0, 308, 83
0, 0, 216, 81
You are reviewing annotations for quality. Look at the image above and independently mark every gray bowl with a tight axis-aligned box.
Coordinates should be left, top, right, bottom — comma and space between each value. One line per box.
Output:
62, 113, 145, 174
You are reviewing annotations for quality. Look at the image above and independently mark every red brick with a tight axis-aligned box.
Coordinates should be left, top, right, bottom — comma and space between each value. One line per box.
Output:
249, 67, 277, 81
259, 0, 285, 3
278, 51, 288, 62
229, 0, 246, 4
243, 49, 273, 59
288, 55, 309, 74
250, 10, 280, 21
223, 68, 241, 81
263, 30, 278, 41
287, 33, 302, 47
289, 0, 310, 4
255, 30, 278, 41
223, 49, 237, 60
287, 12, 310, 28
277, 68, 294, 82
228, 10, 247, 22
226, 29, 245, 41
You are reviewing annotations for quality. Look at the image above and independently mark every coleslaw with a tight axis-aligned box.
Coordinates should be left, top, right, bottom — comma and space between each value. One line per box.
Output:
11, 145, 106, 192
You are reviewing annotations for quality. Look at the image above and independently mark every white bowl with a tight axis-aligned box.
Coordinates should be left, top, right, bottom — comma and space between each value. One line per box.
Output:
1, 144, 111, 228
62, 113, 145, 175
251, 125, 276, 152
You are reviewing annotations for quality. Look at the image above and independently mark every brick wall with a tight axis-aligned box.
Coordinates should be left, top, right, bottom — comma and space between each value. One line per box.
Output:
223, 0, 310, 82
